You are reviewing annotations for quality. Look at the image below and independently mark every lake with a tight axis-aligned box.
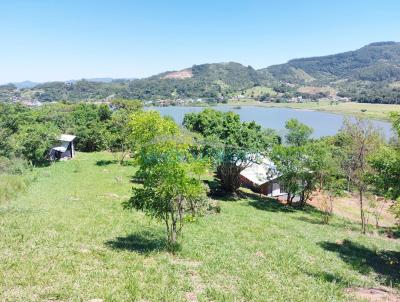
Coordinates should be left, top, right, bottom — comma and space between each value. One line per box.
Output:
148, 105, 394, 138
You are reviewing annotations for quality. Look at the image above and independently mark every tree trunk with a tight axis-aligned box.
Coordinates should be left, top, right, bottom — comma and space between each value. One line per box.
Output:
217, 163, 241, 194
359, 190, 366, 234
171, 221, 177, 245
287, 193, 292, 206
299, 190, 306, 208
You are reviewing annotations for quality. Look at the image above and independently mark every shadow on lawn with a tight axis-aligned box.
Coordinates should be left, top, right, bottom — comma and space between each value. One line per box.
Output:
242, 190, 316, 213
304, 271, 350, 287
319, 239, 400, 284
105, 231, 167, 254
96, 160, 134, 167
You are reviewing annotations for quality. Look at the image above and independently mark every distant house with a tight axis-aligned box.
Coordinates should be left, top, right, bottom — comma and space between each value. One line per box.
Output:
49, 134, 76, 160
240, 157, 286, 197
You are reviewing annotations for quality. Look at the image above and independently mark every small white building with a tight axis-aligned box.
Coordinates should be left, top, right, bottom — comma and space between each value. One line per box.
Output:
49, 134, 76, 160
240, 157, 286, 197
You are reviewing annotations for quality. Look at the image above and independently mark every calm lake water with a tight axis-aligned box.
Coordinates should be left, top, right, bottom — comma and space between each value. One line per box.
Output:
148, 105, 394, 138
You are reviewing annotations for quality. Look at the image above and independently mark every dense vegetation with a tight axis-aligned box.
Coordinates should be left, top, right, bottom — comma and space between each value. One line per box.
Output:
3, 42, 400, 104
1, 102, 399, 229
0, 102, 399, 300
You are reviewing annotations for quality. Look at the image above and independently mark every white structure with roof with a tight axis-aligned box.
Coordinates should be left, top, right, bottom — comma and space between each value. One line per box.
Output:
239, 156, 285, 197
49, 134, 76, 160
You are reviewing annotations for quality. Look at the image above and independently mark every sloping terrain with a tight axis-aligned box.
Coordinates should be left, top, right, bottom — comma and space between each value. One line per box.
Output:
0, 152, 399, 301
264, 42, 400, 83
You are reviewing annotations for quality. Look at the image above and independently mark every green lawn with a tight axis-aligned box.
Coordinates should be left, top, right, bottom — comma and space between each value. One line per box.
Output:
0, 152, 399, 301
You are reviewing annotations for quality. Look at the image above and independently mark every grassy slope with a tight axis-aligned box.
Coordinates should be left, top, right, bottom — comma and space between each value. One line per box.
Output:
0, 152, 399, 302
228, 99, 400, 121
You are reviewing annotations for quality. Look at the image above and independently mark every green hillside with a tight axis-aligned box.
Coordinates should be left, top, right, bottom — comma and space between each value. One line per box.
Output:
0, 152, 399, 301
265, 42, 400, 82
2, 42, 400, 104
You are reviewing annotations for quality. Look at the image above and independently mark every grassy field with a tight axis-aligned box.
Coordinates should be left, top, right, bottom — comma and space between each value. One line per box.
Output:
228, 99, 400, 121
0, 152, 399, 301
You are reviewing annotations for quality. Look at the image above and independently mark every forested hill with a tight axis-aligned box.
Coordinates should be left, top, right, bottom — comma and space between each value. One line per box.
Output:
1, 42, 400, 104
263, 42, 400, 83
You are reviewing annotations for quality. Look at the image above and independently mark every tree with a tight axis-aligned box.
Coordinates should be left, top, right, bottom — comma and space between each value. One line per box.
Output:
106, 105, 141, 164
70, 103, 108, 152
125, 112, 208, 248
340, 118, 382, 234
110, 99, 143, 112
129, 110, 180, 155
14, 123, 59, 165
270, 145, 305, 205
368, 145, 400, 201
270, 119, 317, 206
285, 118, 313, 146
183, 109, 279, 194
98, 104, 112, 122
125, 142, 208, 248
368, 113, 400, 224
310, 140, 344, 223
390, 112, 400, 138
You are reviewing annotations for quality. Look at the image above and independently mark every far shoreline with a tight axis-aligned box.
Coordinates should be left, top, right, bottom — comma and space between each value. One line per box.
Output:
144, 100, 399, 122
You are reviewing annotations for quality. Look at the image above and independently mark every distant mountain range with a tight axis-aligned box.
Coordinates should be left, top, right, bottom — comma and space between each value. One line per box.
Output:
11, 81, 40, 89
10, 77, 135, 88
2, 41, 400, 104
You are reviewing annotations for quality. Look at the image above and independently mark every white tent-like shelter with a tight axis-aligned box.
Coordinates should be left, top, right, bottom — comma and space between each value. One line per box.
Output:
49, 134, 76, 160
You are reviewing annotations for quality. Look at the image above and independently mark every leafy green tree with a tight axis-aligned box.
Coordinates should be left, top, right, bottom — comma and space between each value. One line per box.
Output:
390, 112, 400, 137
14, 123, 59, 165
98, 104, 112, 121
270, 119, 316, 206
125, 112, 208, 248
183, 109, 279, 194
110, 99, 143, 112
129, 110, 180, 155
70, 104, 108, 151
106, 106, 141, 164
368, 145, 400, 201
0, 128, 15, 158
125, 142, 208, 248
367, 113, 400, 224
285, 119, 313, 146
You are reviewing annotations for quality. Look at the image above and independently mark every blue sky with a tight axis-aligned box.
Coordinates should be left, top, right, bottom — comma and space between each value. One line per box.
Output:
1, 0, 400, 83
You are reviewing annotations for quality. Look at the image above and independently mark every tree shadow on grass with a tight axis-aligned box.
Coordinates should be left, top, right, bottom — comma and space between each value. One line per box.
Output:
96, 160, 118, 166
295, 216, 326, 225
319, 239, 400, 285
304, 271, 350, 287
105, 231, 167, 254
241, 190, 296, 213
96, 160, 134, 167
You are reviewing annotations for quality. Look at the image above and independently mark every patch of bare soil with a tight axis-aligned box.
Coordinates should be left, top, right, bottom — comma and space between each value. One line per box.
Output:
345, 287, 400, 302
308, 192, 397, 227
163, 69, 193, 79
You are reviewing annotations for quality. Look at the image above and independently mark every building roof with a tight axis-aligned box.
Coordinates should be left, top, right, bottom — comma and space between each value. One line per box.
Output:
240, 156, 280, 186
59, 134, 76, 142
